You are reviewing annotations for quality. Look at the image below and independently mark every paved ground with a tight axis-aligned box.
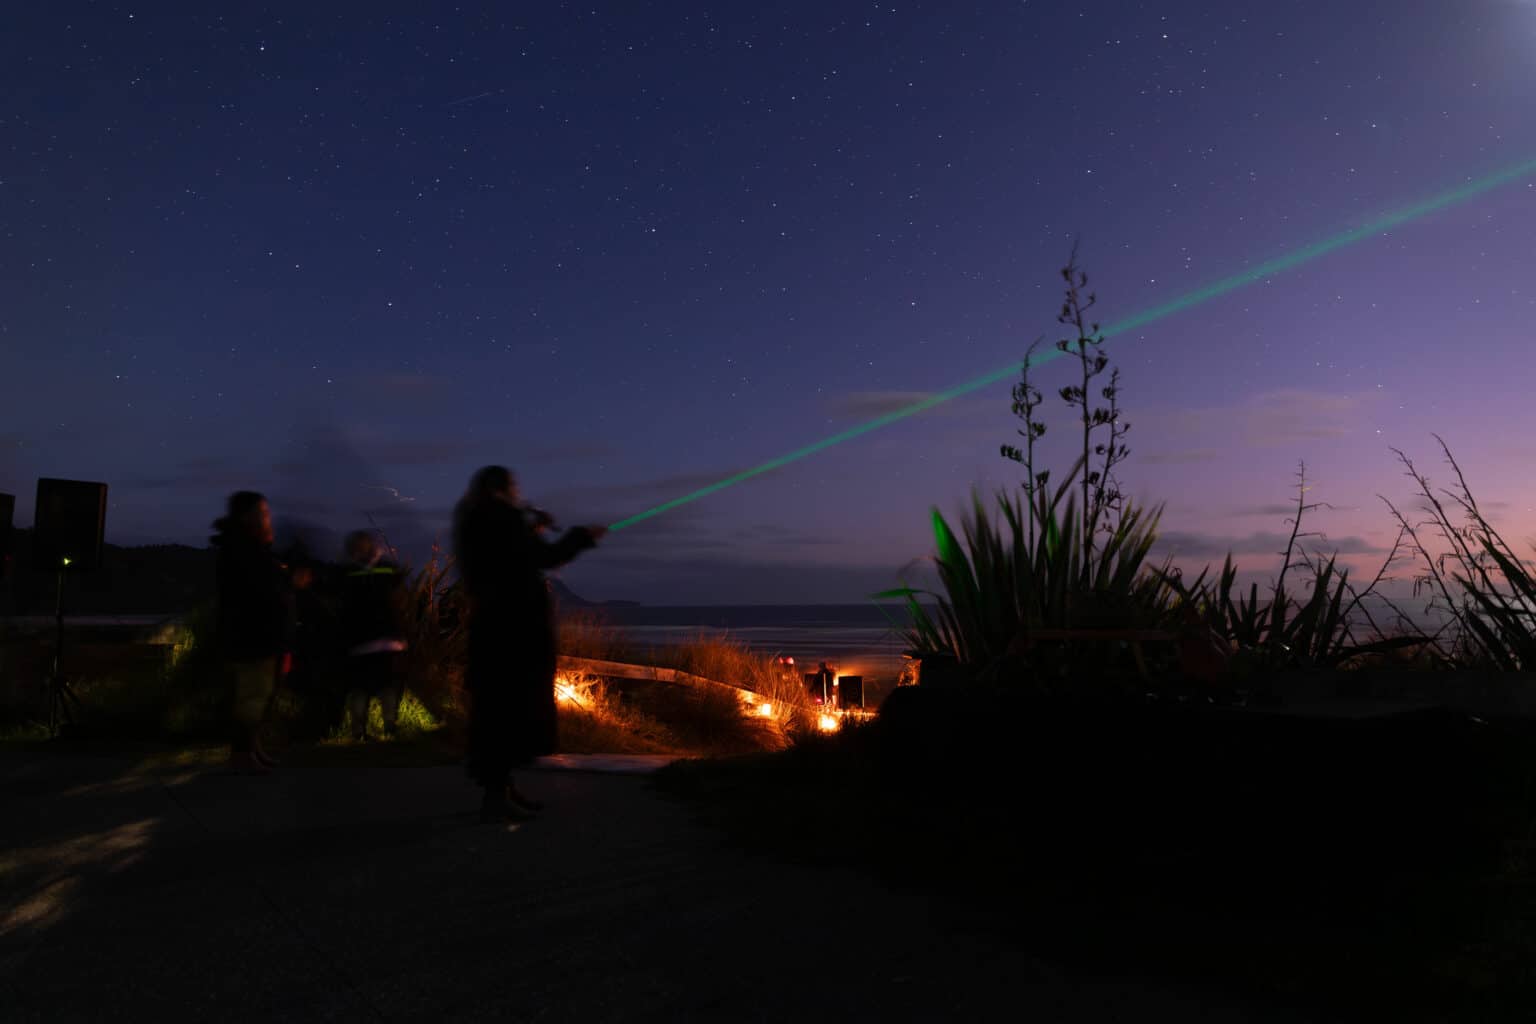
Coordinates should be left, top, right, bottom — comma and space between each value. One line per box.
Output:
0, 747, 1321, 1023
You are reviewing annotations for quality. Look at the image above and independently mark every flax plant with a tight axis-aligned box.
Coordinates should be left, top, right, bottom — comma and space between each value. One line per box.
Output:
882, 248, 1172, 676
878, 457, 1176, 671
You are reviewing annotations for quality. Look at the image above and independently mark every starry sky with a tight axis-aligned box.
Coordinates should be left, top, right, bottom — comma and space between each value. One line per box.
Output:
3, 1, 1534, 604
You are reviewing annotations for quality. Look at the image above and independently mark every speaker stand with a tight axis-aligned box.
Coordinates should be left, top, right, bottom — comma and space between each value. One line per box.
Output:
46, 566, 81, 737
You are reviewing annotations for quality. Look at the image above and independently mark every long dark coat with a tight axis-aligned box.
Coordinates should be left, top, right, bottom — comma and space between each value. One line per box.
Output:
455, 500, 596, 784
212, 532, 294, 662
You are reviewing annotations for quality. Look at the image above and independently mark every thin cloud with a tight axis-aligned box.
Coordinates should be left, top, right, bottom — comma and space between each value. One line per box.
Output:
1141, 449, 1221, 465
118, 455, 265, 493
519, 440, 622, 464
1155, 530, 1386, 559
566, 554, 927, 604
547, 468, 782, 506
353, 372, 452, 401
827, 391, 938, 419
588, 517, 844, 556
278, 437, 501, 471
1233, 503, 1301, 518
729, 523, 841, 547
1151, 389, 1377, 448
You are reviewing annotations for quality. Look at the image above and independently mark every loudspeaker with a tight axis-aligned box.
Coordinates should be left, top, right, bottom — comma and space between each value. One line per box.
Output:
0, 492, 13, 581
836, 675, 864, 709
34, 478, 108, 571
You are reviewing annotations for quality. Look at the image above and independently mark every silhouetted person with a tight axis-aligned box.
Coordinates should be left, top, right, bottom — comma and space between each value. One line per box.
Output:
338, 530, 408, 741
453, 466, 605, 823
289, 555, 344, 737
814, 661, 835, 705
212, 491, 295, 775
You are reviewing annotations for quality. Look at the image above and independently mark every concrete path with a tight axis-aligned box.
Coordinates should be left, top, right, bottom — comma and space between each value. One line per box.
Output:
0, 747, 1318, 1023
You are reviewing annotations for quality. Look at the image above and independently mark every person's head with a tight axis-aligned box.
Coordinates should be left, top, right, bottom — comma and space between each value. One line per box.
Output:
215, 491, 272, 545
345, 529, 378, 565
454, 465, 520, 565
465, 465, 519, 507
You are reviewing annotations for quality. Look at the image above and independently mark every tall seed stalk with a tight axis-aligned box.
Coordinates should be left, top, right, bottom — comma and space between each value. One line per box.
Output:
1051, 244, 1129, 582
1001, 337, 1049, 551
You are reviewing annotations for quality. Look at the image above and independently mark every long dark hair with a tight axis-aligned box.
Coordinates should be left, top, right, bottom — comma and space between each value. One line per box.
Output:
452, 465, 514, 562
212, 490, 266, 543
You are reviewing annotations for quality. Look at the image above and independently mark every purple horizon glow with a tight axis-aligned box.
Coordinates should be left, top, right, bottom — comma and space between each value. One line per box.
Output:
2, 2, 1534, 603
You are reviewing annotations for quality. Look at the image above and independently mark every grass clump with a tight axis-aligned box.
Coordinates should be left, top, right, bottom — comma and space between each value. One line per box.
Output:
1384, 437, 1536, 671
648, 633, 819, 735
557, 609, 640, 662
554, 673, 680, 755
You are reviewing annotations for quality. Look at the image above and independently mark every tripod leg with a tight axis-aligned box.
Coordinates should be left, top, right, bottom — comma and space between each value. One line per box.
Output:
48, 679, 65, 736
45, 567, 78, 738
60, 681, 82, 727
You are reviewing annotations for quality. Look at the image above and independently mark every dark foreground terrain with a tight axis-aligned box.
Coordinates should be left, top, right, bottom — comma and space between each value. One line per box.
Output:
658, 686, 1536, 1022
1, 743, 1316, 1023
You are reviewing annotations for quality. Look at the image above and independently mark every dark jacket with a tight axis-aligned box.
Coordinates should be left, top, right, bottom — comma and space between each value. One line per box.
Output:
455, 500, 595, 691
456, 502, 596, 623
455, 498, 597, 772
292, 572, 340, 664
337, 558, 407, 653
213, 533, 295, 661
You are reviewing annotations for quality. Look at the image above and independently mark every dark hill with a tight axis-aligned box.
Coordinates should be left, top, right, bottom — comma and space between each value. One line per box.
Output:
0, 529, 629, 615
1, 529, 215, 616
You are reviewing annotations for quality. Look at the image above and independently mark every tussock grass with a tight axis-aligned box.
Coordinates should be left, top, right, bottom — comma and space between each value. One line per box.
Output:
1384, 438, 1536, 672
557, 609, 639, 662
555, 674, 680, 755
644, 632, 819, 737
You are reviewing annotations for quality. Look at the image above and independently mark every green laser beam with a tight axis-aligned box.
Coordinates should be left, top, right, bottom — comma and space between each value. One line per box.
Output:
609, 155, 1536, 532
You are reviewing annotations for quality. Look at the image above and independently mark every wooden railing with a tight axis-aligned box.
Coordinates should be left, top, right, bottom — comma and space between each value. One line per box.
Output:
556, 654, 750, 697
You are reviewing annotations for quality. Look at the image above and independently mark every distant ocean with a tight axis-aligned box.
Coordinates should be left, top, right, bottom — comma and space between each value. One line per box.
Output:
590, 604, 918, 682
587, 594, 1464, 683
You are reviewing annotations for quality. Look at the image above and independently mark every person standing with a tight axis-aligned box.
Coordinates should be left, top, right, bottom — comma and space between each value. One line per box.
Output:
211, 491, 294, 775
337, 530, 409, 741
814, 661, 836, 705
288, 556, 343, 739
452, 466, 605, 823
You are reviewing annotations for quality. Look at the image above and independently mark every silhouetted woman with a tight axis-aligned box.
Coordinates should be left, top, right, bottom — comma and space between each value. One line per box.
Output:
453, 466, 605, 823
212, 491, 295, 775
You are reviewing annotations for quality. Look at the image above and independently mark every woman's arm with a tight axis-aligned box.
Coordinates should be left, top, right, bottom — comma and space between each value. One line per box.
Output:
522, 524, 599, 570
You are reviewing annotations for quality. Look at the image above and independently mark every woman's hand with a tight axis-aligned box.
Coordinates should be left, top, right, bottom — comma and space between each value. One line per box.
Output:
582, 525, 609, 544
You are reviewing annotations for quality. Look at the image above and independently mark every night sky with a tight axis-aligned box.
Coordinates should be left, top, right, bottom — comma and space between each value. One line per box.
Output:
3, 2, 1534, 604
